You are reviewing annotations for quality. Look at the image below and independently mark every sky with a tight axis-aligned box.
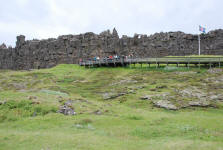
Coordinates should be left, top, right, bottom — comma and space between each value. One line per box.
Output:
0, 0, 223, 46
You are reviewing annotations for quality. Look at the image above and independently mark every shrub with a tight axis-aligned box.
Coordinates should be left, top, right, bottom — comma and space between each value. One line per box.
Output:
127, 115, 144, 120
0, 100, 57, 122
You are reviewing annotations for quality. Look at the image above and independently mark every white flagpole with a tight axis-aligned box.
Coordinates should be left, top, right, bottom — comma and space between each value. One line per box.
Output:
198, 33, 201, 55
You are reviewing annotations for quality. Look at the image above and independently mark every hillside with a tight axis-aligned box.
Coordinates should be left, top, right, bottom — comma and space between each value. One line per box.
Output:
0, 65, 223, 150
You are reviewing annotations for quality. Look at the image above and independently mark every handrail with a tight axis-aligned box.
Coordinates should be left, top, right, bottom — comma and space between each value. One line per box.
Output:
79, 57, 223, 66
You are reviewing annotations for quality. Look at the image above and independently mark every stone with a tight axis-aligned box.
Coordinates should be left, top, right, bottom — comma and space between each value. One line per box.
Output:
28, 96, 37, 100
0, 99, 6, 105
153, 100, 178, 110
102, 92, 127, 100
179, 87, 206, 99
188, 100, 211, 107
9, 83, 26, 90
156, 85, 167, 89
57, 105, 76, 115
64, 100, 74, 106
92, 110, 102, 115
57, 100, 76, 115
209, 95, 219, 101
140, 95, 151, 100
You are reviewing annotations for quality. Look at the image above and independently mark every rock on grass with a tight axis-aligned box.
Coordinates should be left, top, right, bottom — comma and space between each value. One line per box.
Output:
153, 100, 178, 110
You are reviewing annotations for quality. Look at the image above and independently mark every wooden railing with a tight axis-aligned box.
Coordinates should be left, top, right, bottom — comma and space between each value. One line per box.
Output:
79, 57, 223, 67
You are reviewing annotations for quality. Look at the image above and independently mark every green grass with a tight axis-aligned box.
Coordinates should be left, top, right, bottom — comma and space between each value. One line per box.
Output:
0, 64, 223, 150
166, 54, 223, 57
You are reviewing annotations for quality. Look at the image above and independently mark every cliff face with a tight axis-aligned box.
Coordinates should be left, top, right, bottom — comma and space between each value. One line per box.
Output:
1, 28, 223, 70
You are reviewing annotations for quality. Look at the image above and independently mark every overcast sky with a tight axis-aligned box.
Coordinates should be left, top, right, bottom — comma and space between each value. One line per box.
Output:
0, 0, 222, 46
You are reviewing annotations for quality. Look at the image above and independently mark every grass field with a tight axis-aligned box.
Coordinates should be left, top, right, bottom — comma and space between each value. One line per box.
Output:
0, 64, 223, 150
166, 55, 223, 57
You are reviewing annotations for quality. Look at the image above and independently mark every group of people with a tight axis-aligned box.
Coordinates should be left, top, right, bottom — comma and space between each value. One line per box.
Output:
79, 54, 134, 63
90, 55, 120, 61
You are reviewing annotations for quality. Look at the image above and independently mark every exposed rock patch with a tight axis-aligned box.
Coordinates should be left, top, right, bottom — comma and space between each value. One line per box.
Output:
28, 96, 37, 100
140, 95, 152, 100
188, 100, 211, 107
0, 100, 6, 105
92, 110, 103, 115
178, 87, 206, 99
9, 83, 27, 90
153, 100, 178, 110
141, 84, 223, 110
175, 71, 197, 75
57, 100, 76, 115
207, 68, 223, 74
110, 79, 138, 86
102, 92, 127, 100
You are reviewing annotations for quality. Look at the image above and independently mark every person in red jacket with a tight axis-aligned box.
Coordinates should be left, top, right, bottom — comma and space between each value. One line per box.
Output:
109, 55, 113, 59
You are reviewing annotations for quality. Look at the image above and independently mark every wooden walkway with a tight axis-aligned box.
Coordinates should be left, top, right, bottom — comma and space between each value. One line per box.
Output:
79, 57, 223, 68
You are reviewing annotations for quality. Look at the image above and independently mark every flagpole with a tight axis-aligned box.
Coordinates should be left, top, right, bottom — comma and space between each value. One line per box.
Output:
198, 33, 200, 55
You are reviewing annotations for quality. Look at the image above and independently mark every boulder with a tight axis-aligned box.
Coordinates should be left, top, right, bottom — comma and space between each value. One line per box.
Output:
0, 101, 4, 105
140, 95, 151, 100
57, 105, 76, 115
153, 100, 178, 110
57, 100, 76, 115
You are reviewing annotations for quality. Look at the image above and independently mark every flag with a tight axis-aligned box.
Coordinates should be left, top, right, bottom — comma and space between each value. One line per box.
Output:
199, 25, 206, 33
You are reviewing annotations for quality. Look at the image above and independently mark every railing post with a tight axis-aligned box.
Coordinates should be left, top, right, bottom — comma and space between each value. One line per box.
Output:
114, 59, 116, 67
187, 58, 190, 69
156, 58, 158, 69
121, 57, 124, 67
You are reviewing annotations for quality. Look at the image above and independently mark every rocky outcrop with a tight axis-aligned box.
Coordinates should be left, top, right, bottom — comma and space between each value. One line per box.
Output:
0, 43, 7, 49
153, 100, 178, 110
57, 100, 76, 115
1, 28, 223, 70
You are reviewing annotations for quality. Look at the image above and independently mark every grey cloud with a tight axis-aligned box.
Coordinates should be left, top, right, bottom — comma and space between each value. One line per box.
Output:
0, 0, 223, 46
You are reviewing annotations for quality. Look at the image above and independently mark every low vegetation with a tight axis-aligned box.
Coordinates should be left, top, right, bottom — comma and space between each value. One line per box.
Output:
166, 54, 223, 57
0, 64, 223, 150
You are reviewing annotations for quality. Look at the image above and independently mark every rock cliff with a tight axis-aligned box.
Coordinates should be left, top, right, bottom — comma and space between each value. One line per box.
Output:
1, 28, 223, 70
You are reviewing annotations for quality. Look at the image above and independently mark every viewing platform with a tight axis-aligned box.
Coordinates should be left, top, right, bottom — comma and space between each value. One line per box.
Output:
79, 57, 223, 68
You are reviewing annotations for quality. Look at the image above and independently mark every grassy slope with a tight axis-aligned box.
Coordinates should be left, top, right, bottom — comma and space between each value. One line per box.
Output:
0, 64, 223, 150
166, 55, 223, 57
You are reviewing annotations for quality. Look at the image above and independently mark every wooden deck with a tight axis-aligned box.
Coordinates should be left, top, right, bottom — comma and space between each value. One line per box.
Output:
79, 57, 223, 68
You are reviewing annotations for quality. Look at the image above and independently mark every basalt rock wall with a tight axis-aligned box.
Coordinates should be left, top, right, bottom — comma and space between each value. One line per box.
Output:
1, 28, 223, 70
